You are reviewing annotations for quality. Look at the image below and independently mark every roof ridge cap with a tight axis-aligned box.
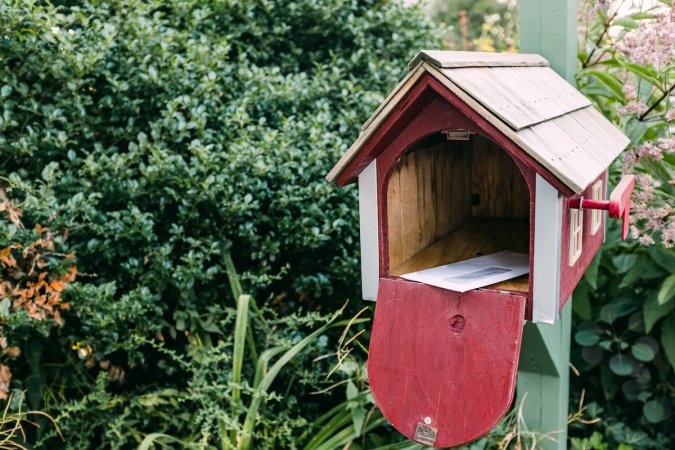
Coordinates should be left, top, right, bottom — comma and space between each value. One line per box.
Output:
408, 50, 550, 71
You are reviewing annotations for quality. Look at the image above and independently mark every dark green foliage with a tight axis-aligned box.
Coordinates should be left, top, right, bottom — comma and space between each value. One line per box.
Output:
570, 2, 675, 447
426, 0, 518, 52
0, 0, 437, 447
570, 234, 675, 448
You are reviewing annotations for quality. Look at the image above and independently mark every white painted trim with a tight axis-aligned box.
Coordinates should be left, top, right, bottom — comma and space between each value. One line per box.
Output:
569, 210, 583, 266
532, 175, 563, 324
358, 160, 379, 301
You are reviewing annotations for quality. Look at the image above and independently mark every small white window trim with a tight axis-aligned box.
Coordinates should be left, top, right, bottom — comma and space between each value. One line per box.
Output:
591, 180, 603, 235
569, 209, 583, 266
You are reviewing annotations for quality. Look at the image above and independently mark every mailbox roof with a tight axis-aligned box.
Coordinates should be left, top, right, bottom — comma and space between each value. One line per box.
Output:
327, 50, 630, 194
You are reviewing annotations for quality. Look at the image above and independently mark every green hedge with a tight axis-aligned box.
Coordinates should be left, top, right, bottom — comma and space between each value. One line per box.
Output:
0, 0, 436, 447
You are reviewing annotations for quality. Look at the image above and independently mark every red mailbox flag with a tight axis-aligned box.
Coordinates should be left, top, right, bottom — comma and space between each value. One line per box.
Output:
568, 175, 636, 240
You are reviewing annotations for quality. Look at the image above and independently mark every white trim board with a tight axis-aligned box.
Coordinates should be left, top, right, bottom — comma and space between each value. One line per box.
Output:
358, 160, 379, 301
532, 174, 563, 324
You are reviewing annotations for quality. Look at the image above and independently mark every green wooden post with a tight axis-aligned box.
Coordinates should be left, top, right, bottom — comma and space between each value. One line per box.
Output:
518, 1, 577, 449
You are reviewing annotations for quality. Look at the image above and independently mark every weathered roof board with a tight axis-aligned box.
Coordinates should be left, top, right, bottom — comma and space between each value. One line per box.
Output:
407, 50, 549, 68
327, 51, 630, 194
442, 67, 591, 130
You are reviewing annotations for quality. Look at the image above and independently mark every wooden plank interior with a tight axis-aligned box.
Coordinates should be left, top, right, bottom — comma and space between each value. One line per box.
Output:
471, 136, 529, 219
388, 218, 529, 292
386, 136, 471, 270
386, 134, 530, 293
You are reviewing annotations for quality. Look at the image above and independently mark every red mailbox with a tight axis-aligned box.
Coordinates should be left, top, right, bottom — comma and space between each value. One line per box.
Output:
326, 51, 634, 447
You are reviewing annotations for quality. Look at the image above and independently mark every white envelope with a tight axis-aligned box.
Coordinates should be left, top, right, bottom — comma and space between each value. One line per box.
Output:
400, 251, 529, 293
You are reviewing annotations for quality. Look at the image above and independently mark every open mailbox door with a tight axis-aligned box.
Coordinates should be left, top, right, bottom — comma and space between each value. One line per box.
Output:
369, 279, 526, 447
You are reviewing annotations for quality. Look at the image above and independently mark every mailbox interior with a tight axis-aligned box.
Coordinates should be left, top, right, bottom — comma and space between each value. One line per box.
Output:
386, 133, 530, 292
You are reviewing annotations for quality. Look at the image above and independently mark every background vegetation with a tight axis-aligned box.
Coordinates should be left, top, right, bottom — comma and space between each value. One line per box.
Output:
0, 0, 435, 447
0, 0, 672, 449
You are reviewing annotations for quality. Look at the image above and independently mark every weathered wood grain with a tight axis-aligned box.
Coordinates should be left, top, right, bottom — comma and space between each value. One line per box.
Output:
385, 134, 529, 293
386, 139, 472, 271
388, 218, 529, 293
326, 58, 628, 195
409, 50, 549, 69
369, 278, 526, 447
471, 136, 529, 219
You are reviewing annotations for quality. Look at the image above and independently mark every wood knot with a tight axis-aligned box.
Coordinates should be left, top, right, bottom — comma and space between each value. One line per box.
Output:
449, 314, 465, 335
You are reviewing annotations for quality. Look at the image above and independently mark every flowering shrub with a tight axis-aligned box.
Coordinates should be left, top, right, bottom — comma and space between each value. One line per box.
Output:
572, 1, 675, 447
579, 0, 674, 247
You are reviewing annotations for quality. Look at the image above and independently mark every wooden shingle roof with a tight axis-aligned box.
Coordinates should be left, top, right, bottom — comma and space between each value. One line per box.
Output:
327, 50, 630, 194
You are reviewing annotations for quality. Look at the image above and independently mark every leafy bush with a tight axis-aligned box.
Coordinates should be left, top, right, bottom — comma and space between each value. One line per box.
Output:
0, 0, 437, 447
570, 1, 675, 448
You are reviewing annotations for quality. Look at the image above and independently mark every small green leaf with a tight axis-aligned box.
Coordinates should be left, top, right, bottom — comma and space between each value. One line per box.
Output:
601, 364, 619, 400
625, 117, 650, 145
619, 61, 663, 91
643, 399, 666, 423
622, 380, 643, 401
582, 345, 604, 365
613, 17, 639, 29
612, 254, 637, 274
631, 342, 655, 362
346, 381, 366, 437
573, 283, 591, 321
649, 247, 675, 273
657, 274, 675, 305
585, 253, 602, 290
630, 12, 657, 20
583, 69, 625, 99
628, 312, 645, 332
575, 329, 600, 346
600, 297, 638, 324
644, 292, 675, 332
0, 298, 10, 317
346, 380, 358, 400
599, 340, 613, 351
609, 353, 635, 376
661, 314, 675, 371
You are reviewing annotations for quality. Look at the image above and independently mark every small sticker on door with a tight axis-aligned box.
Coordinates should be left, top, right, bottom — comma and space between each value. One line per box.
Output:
413, 422, 438, 446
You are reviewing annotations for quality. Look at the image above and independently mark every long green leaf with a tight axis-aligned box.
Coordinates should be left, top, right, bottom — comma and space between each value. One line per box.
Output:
644, 292, 675, 333
612, 17, 639, 30
660, 314, 675, 371
238, 312, 342, 450
311, 416, 388, 450
303, 408, 353, 450
618, 60, 664, 91
658, 274, 675, 305
252, 346, 286, 388
582, 69, 625, 99
223, 252, 258, 367
229, 294, 250, 447
138, 432, 197, 450
372, 442, 427, 450
224, 252, 243, 300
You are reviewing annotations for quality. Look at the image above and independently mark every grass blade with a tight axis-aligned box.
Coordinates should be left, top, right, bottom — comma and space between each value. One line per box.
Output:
228, 294, 250, 447
238, 310, 343, 450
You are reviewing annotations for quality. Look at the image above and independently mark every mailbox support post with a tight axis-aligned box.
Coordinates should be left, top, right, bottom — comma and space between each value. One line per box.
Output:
518, 0, 577, 449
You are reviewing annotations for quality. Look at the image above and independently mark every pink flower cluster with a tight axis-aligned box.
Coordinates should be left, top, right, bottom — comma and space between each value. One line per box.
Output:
623, 138, 674, 171
617, 101, 648, 116
627, 173, 674, 247
619, 10, 675, 70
